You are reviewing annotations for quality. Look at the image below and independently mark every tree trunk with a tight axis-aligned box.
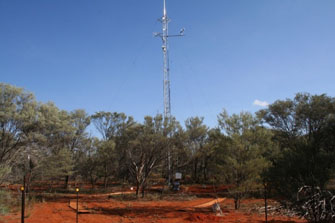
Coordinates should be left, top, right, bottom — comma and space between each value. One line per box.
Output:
141, 184, 145, 198
135, 181, 139, 198
26, 172, 32, 193
203, 158, 208, 182
104, 177, 108, 189
234, 195, 240, 210
193, 158, 198, 182
64, 175, 69, 189
90, 175, 95, 189
104, 164, 108, 189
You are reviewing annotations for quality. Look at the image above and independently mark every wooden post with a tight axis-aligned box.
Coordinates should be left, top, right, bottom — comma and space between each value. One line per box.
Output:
264, 183, 268, 223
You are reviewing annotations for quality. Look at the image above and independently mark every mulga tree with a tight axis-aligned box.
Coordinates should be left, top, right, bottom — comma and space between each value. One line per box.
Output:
91, 111, 135, 182
127, 115, 167, 197
33, 102, 75, 188
95, 139, 116, 188
258, 93, 335, 200
0, 83, 37, 184
75, 137, 101, 189
65, 109, 90, 188
162, 116, 186, 183
203, 127, 229, 184
184, 117, 208, 183
218, 110, 273, 209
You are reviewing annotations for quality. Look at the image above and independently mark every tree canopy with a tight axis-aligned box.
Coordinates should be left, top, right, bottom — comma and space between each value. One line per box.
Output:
1, 83, 335, 208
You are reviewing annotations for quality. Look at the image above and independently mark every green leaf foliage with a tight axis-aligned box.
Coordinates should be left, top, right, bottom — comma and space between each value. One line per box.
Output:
258, 93, 335, 199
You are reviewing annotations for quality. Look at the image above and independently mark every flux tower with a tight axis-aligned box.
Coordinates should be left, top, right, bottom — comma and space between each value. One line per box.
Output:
154, 0, 184, 119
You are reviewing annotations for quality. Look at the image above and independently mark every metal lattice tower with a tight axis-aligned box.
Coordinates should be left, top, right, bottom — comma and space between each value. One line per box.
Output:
154, 0, 184, 185
154, 0, 184, 119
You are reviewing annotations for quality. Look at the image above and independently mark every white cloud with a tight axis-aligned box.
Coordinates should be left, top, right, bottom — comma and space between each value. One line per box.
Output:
253, 99, 269, 107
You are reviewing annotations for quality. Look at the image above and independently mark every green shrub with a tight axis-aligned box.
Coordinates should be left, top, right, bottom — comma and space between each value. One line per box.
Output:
0, 189, 14, 215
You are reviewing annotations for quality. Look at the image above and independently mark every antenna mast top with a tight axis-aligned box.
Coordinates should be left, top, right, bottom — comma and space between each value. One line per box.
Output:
163, 0, 167, 18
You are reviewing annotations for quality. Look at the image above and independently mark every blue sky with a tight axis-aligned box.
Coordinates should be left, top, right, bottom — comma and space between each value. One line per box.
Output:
1, 0, 335, 129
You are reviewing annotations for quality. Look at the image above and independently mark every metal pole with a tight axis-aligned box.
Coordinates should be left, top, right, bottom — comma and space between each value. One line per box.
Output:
20, 185, 25, 223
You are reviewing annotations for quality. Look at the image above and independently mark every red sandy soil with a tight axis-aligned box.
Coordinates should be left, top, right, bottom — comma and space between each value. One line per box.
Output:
183, 185, 230, 194
0, 184, 307, 223
0, 196, 306, 223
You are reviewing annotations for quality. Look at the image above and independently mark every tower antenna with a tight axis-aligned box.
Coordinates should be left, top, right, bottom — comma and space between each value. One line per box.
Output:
154, 0, 184, 120
154, 0, 184, 185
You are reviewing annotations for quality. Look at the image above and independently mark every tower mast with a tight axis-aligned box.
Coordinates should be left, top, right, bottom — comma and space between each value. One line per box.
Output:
154, 0, 184, 119
154, 0, 184, 185
162, 0, 171, 119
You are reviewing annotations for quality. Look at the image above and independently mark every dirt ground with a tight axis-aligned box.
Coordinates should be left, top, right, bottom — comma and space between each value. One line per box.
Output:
0, 197, 306, 223
0, 185, 306, 223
